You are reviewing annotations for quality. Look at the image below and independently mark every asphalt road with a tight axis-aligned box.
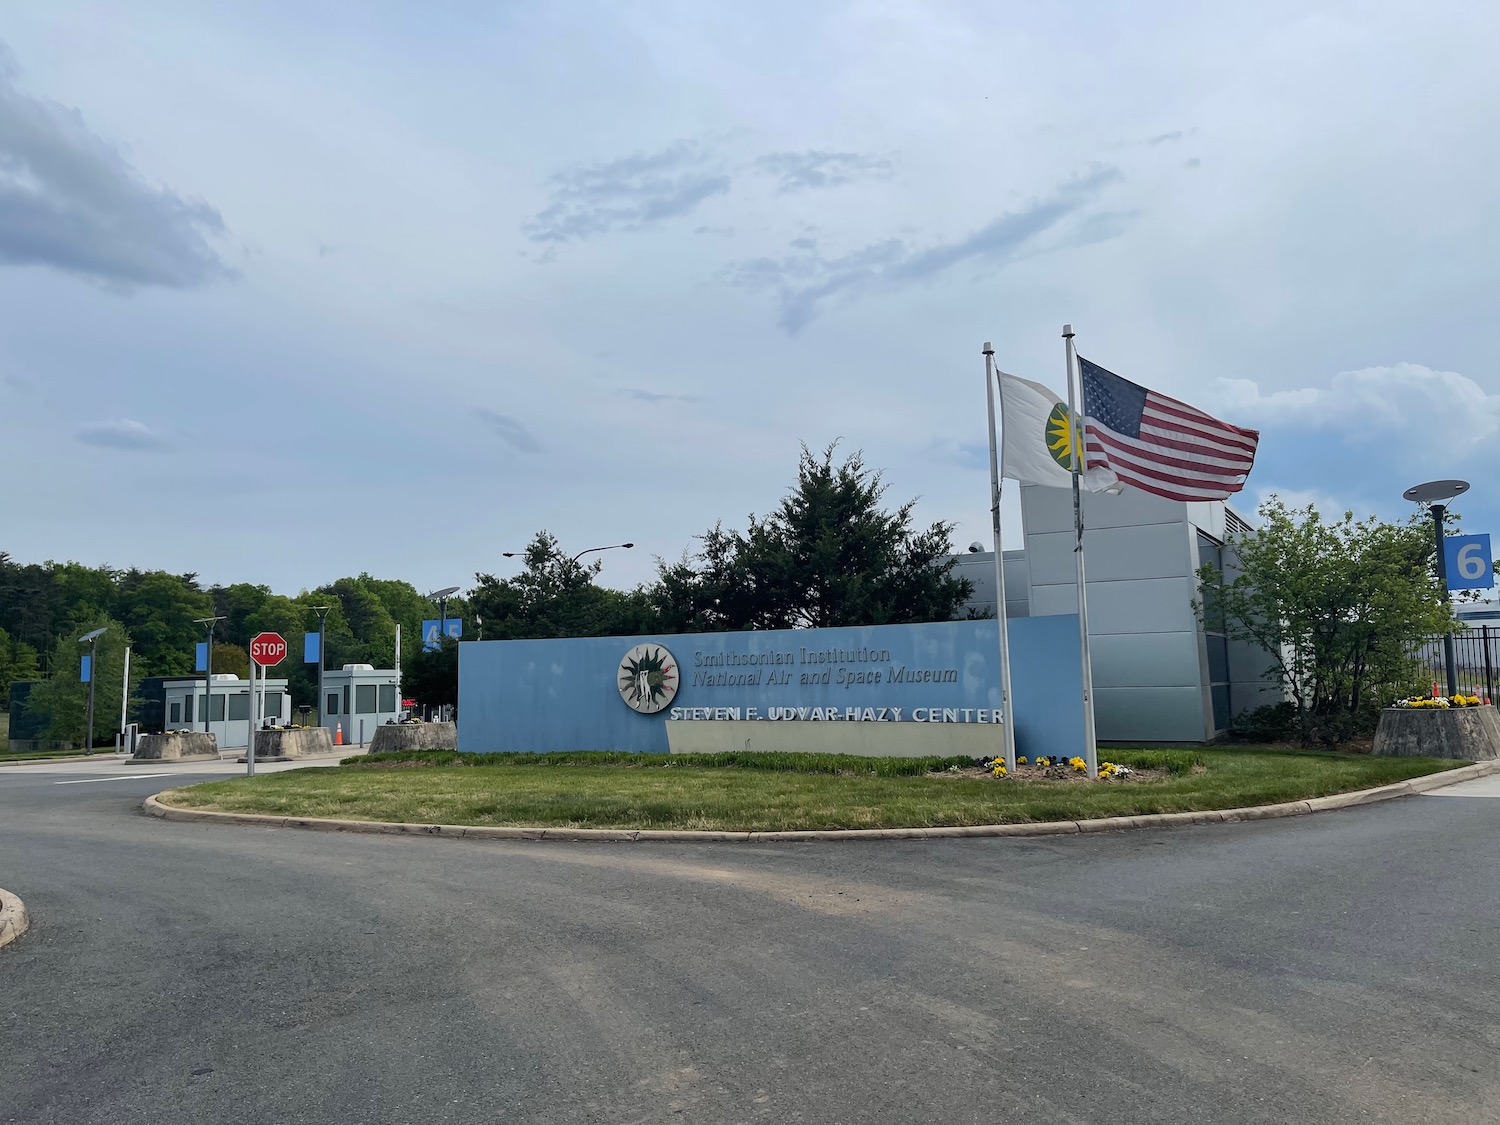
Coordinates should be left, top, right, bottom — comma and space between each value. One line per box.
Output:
3, 755, 1500, 1125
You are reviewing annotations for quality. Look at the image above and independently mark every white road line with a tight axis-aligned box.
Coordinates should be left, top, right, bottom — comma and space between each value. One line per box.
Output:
55, 773, 192, 785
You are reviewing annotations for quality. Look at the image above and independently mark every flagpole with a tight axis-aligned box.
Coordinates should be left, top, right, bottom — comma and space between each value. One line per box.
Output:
1063, 324, 1099, 779
983, 341, 1019, 772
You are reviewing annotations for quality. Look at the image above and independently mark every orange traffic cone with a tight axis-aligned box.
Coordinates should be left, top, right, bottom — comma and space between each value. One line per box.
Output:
334, 722, 344, 746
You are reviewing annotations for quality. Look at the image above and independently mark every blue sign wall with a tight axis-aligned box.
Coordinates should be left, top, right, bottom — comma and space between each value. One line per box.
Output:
1444, 533, 1494, 591
423, 619, 464, 652
458, 616, 1085, 758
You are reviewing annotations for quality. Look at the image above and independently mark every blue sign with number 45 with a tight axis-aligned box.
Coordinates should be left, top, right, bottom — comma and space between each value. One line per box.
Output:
422, 619, 463, 651
1444, 533, 1494, 591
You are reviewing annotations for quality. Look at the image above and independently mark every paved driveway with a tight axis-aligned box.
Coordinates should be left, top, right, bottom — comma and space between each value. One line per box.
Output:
2, 756, 1499, 1124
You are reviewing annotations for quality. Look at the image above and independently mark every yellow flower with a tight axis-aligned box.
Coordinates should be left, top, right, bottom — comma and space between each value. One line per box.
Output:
1017, 756, 1028, 765
991, 765, 1007, 777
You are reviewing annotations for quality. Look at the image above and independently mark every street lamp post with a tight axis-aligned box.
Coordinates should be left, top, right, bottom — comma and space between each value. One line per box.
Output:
426, 587, 462, 723
427, 586, 461, 644
192, 615, 225, 736
571, 543, 635, 564
79, 627, 107, 756
500, 542, 636, 565
310, 605, 331, 731
1404, 479, 1471, 698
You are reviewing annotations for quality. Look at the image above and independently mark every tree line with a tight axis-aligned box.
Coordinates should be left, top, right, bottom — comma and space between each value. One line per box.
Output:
5, 445, 976, 743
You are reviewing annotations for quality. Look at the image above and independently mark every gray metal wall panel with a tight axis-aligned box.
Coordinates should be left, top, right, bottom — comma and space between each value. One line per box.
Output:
1031, 577, 1198, 635
1020, 485, 1074, 534
1089, 631, 1202, 688
947, 552, 1031, 619
1022, 484, 1193, 534
1227, 637, 1276, 684
1025, 524, 1193, 584
1095, 687, 1208, 743
1229, 679, 1282, 715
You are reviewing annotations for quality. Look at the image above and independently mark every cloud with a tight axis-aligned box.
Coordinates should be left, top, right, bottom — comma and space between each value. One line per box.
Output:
0, 45, 232, 288
1251, 486, 1356, 518
925, 437, 989, 472
75, 418, 168, 450
524, 141, 731, 244
723, 167, 1125, 333
1147, 131, 1185, 145
1218, 363, 1500, 453
475, 408, 542, 452
624, 388, 699, 404
754, 150, 894, 193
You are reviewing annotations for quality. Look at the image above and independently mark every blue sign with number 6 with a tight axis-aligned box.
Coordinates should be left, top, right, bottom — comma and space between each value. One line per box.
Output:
1444, 533, 1494, 591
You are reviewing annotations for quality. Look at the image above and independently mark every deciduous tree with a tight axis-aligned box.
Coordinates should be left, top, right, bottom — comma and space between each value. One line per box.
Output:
1199, 497, 1456, 745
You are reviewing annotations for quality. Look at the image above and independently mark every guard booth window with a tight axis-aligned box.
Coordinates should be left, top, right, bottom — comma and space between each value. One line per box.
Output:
342, 685, 351, 715
170, 702, 182, 724
378, 684, 397, 713
263, 692, 283, 719
355, 685, 377, 714
326, 692, 339, 716
182, 695, 193, 724
198, 694, 226, 722
228, 694, 250, 721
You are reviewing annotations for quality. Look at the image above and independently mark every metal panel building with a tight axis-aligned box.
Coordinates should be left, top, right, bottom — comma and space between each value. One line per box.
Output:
950, 484, 1282, 744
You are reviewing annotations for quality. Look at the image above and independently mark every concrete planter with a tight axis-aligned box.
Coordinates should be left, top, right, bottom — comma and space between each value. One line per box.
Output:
1372, 705, 1500, 761
369, 722, 458, 754
133, 732, 220, 761
252, 727, 336, 760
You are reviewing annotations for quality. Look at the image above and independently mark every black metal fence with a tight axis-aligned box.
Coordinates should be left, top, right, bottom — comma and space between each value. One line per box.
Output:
1415, 626, 1499, 700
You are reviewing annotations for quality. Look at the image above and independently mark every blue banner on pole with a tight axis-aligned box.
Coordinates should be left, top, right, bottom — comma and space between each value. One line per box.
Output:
80, 655, 91, 683
1444, 533, 1494, 591
195, 641, 208, 672
422, 619, 463, 652
304, 632, 320, 664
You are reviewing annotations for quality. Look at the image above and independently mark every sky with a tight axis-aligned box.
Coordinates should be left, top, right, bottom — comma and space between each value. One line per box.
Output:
0, 1, 1496, 597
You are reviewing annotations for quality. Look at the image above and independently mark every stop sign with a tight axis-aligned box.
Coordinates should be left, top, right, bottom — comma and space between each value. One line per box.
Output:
250, 632, 288, 667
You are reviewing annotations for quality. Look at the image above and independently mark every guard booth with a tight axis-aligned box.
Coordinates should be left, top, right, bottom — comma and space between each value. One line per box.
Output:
320, 664, 401, 745
161, 674, 292, 749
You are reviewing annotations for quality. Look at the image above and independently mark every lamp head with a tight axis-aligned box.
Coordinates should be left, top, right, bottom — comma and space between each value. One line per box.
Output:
1404, 479, 1470, 504
79, 627, 107, 644
429, 586, 461, 599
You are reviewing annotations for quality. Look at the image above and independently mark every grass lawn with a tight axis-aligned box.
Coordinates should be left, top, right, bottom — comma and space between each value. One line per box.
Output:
156, 748, 1466, 833
1, 746, 112, 764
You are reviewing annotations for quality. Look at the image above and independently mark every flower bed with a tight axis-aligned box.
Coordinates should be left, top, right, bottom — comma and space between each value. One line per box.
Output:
934, 756, 1158, 782
1391, 694, 1485, 709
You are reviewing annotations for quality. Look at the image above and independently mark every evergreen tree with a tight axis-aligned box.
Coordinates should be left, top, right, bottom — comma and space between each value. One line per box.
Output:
653, 443, 971, 631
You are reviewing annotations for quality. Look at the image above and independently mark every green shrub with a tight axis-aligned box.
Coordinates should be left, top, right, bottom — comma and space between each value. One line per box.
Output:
1227, 703, 1299, 743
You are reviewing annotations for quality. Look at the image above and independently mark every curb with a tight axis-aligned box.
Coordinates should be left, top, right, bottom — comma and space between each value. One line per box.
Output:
0, 887, 30, 950
141, 758, 1500, 844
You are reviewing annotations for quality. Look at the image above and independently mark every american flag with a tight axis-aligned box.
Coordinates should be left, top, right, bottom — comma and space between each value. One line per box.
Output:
1079, 357, 1259, 502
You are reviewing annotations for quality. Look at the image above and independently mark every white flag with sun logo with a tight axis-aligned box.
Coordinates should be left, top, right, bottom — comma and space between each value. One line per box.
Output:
997, 370, 1120, 492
